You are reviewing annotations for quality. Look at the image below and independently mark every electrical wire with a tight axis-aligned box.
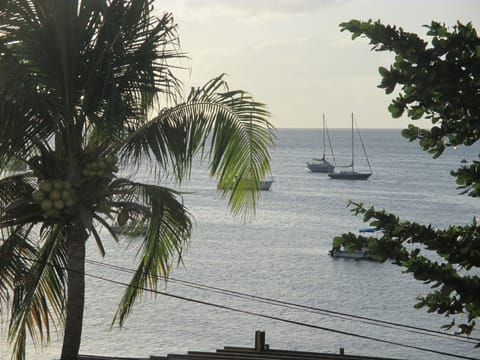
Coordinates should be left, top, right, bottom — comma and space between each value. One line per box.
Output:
81, 268, 480, 360
11, 255, 480, 359
85, 257, 480, 345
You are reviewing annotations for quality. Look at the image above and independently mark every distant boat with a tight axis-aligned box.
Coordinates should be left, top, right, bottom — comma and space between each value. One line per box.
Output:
218, 175, 275, 191
258, 178, 275, 191
328, 113, 372, 180
329, 227, 378, 260
111, 223, 148, 235
329, 248, 370, 259
359, 226, 377, 233
306, 114, 335, 173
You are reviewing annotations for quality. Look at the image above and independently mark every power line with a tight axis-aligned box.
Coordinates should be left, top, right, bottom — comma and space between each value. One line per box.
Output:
12, 255, 480, 359
82, 269, 480, 360
85, 257, 480, 345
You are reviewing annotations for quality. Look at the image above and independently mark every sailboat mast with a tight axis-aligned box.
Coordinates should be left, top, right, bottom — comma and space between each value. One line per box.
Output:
351, 113, 354, 173
322, 114, 326, 159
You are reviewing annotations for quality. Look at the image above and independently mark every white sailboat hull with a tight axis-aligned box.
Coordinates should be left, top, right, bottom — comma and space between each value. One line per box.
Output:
306, 159, 334, 173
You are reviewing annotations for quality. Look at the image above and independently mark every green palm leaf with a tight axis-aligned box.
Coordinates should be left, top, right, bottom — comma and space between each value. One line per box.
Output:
111, 181, 192, 326
1, 225, 66, 360
117, 74, 275, 218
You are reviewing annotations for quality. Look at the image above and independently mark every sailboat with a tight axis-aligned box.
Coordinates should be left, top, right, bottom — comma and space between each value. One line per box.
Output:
258, 177, 275, 191
217, 172, 275, 191
328, 113, 372, 180
306, 114, 335, 173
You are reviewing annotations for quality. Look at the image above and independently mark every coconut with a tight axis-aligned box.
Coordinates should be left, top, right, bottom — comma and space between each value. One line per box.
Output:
53, 199, 64, 210
49, 189, 62, 201
40, 199, 53, 211
61, 190, 72, 200
39, 179, 53, 193
53, 179, 64, 190
32, 190, 46, 203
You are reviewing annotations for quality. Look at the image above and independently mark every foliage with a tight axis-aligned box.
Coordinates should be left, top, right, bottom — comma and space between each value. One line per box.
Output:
339, 19, 480, 343
0, 1, 274, 359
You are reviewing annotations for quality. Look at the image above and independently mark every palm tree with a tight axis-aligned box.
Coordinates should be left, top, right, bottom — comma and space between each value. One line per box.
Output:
0, 1, 274, 360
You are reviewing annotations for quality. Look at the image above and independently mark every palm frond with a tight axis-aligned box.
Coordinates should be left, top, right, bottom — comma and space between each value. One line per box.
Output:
0, 0, 186, 166
117, 74, 275, 218
0, 227, 37, 316
0, 173, 36, 205
7, 225, 67, 360
0, 230, 34, 360
92, 213, 121, 246
112, 181, 192, 327
0, 1, 64, 165
90, 224, 106, 258
0, 174, 47, 231
80, 0, 185, 143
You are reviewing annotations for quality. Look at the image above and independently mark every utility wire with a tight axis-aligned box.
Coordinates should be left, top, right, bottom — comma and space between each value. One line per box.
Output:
82, 269, 480, 360
85, 257, 480, 345
13, 255, 479, 359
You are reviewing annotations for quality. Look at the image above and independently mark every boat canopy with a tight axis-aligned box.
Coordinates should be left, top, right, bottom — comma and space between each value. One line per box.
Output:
359, 226, 377, 233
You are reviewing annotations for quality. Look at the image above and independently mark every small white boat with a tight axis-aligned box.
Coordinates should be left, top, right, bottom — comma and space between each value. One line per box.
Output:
329, 227, 378, 260
111, 223, 148, 235
329, 248, 370, 259
259, 179, 275, 191
359, 226, 377, 233
306, 157, 335, 173
218, 176, 275, 191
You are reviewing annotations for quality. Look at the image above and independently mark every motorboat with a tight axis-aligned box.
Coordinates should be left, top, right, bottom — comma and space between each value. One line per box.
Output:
329, 227, 378, 260
328, 247, 370, 259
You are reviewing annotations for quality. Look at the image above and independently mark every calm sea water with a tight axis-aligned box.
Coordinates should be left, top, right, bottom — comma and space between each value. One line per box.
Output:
1, 129, 479, 360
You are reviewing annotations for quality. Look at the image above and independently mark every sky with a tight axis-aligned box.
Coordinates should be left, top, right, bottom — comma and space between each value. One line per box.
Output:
154, 0, 480, 129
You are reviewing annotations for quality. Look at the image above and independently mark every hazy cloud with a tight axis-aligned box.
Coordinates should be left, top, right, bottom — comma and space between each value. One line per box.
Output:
156, 0, 479, 128
181, 0, 348, 16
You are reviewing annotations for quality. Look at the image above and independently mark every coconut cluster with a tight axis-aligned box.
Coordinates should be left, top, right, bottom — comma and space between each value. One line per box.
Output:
32, 179, 75, 218
82, 155, 118, 178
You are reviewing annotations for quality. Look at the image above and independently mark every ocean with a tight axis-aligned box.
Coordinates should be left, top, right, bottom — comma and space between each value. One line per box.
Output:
1, 128, 479, 360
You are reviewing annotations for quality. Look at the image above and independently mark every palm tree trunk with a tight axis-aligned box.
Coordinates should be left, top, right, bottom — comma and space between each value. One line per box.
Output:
60, 224, 88, 360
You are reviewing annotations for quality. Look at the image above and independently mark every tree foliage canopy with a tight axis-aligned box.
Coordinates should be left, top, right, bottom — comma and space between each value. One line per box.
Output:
339, 19, 480, 343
